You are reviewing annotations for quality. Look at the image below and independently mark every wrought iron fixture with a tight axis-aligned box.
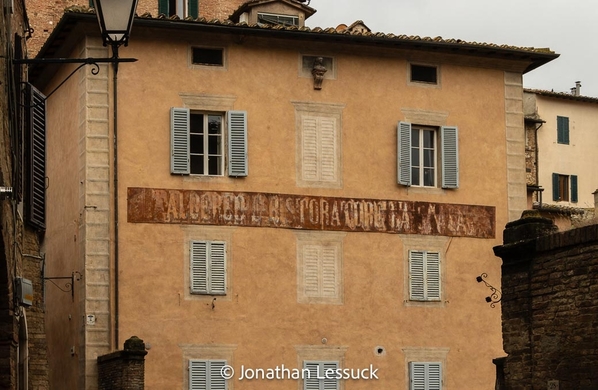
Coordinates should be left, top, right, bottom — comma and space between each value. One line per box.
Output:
13, 0, 139, 96
476, 273, 502, 308
44, 271, 82, 302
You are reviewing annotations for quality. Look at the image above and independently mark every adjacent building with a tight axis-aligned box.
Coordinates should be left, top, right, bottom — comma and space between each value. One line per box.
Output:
29, 1, 557, 388
0, 0, 50, 388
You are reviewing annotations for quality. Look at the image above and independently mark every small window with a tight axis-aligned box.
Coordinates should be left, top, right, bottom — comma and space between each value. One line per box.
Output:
411, 64, 438, 84
189, 359, 228, 389
409, 250, 441, 301
409, 362, 442, 390
192, 47, 224, 66
159, 0, 198, 18
557, 115, 569, 144
303, 361, 339, 390
190, 241, 227, 295
552, 173, 578, 203
257, 12, 298, 26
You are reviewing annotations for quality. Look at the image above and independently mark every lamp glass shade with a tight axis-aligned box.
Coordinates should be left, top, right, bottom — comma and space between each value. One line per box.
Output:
95, 0, 139, 45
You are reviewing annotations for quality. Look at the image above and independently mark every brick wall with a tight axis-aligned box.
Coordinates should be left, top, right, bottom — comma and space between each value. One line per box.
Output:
494, 215, 598, 390
97, 336, 148, 390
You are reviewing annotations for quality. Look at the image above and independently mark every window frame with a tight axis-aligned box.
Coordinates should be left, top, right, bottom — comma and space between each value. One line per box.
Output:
408, 250, 441, 302
191, 46, 226, 68
257, 12, 299, 26
303, 361, 339, 390
410, 126, 437, 188
409, 361, 442, 390
556, 115, 570, 145
552, 173, 578, 203
190, 240, 227, 296
189, 112, 225, 176
188, 359, 228, 390
410, 64, 438, 85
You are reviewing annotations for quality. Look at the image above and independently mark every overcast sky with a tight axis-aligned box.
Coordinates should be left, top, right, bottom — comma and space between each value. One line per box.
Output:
306, 0, 598, 97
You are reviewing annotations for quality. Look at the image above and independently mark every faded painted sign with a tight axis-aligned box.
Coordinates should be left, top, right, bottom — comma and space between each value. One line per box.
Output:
127, 187, 495, 238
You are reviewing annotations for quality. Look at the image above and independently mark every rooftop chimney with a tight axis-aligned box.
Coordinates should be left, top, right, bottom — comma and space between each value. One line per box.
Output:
573, 81, 581, 96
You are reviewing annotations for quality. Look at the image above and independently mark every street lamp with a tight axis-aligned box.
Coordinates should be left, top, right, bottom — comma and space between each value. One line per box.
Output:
94, 0, 139, 48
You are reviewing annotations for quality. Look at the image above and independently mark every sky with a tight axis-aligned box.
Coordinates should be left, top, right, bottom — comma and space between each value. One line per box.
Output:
306, 0, 598, 97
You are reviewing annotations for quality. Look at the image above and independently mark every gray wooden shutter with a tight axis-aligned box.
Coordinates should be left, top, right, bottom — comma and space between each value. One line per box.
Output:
209, 360, 227, 390
189, 360, 207, 390
426, 252, 441, 301
303, 245, 320, 297
427, 363, 442, 390
302, 117, 319, 181
409, 251, 425, 301
571, 175, 578, 203
209, 242, 227, 295
228, 111, 248, 177
552, 173, 559, 201
304, 361, 320, 390
319, 117, 337, 182
190, 241, 208, 294
441, 126, 459, 188
410, 362, 426, 390
171, 107, 190, 174
28, 84, 46, 229
322, 362, 339, 390
398, 121, 412, 186
321, 247, 337, 298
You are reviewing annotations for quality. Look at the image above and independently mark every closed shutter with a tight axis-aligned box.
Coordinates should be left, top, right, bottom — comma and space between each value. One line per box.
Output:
209, 360, 227, 390
557, 116, 570, 144
319, 117, 337, 182
398, 121, 412, 186
410, 362, 442, 390
426, 252, 441, 300
189, 360, 207, 390
190, 241, 208, 294
27, 84, 46, 230
158, 0, 169, 15
302, 117, 319, 181
563, 117, 570, 144
552, 173, 559, 201
171, 107, 190, 174
209, 242, 227, 295
303, 245, 320, 297
322, 362, 339, 390
321, 247, 337, 298
188, 0, 199, 18
441, 126, 459, 188
303, 361, 339, 390
409, 251, 425, 300
571, 175, 578, 203
227, 111, 248, 177
304, 362, 320, 390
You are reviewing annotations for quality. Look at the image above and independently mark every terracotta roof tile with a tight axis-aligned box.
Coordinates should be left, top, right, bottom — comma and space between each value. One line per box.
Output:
525, 88, 598, 103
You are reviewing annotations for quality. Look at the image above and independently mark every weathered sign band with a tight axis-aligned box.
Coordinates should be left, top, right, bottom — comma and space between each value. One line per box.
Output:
127, 187, 495, 238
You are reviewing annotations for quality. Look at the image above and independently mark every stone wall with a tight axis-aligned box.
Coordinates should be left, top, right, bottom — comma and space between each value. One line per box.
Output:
97, 336, 147, 390
494, 215, 598, 390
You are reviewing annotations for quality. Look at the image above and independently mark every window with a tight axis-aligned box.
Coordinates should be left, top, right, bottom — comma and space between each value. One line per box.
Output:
171, 108, 247, 177
398, 122, 458, 189
192, 47, 224, 66
294, 102, 344, 188
297, 232, 344, 305
303, 361, 339, 390
410, 64, 438, 84
552, 173, 578, 203
159, 0, 198, 18
409, 362, 442, 390
409, 251, 441, 301
257, 12, 299, 26
189, 359, 227, 390
557, 116, 569, 144
25, 84, 46, 230
190, 241, 226, 295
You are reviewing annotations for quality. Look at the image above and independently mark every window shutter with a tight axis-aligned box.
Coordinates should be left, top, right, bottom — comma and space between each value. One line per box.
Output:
427, 363, 442, 390
410, 362, 426, 390
227, 111, 248, 177
426, 252, 441, 300
571, 175, 578, 203
303, 245, 320, 297
158, 0, 169, 15
89, 0, 94, 7
398, 121, 412, 186
171, 107, 190, 174
322, 362, 339, 390
303, 362, 320, 390
209, 360, 227, 390
552, 173, 559, 201
441, 126, 459, 188
188, 0, 199, 18
409, 251, 425, 301
209, 242, 227, 295
319, 117, 337, 182
563, 116, 570, 144
189, 360, 207, 390
27, 84, 46, 230
321, 247, 337, 298
302, 117, 318, 181
190, 241, 208, 293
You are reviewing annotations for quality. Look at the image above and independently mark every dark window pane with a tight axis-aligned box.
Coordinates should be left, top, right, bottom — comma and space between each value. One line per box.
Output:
411, 64, 437, 84
190, 134, 204, 154
208, 156, 222, 175
190, 114, 204, 135
208, 115, 221, 134
190, 155, 204, 174
411, 148, 420, 166
412, 168, 420, 186
423, 149, 434, 167
192, 48, 224, 66
411, 129, 419, 147
423, 130, 435, 148
208, 135, 221, 155
424, 168, 435, 186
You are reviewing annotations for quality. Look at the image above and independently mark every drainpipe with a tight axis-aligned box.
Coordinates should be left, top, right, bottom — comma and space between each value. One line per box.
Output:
534, 121, 543, 206
111, 44, 120, 349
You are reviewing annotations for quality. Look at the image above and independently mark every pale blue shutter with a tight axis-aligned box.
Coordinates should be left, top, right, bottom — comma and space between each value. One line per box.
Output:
571, 175, 578, 203
171, 107, 190, 174
322, 362, 339, 390
321, 247, 337, 298
409, 251, 425, 301
410, 362, 442, 390
189, 360, 207, 390
209, 360, 227, 390
426, 252, 441, 301
552, 173, 559, 201
441, 126, 459, 188
190, 241, 208, 294
228, 111, 248, 177
304, 362, 320, 390
209, 242, 227, 295
427, 363, 442, 390
398, 121, 412, 186
303, 361, 338, 390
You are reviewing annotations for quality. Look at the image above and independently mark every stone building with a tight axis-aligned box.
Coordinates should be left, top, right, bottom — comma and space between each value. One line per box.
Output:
0, 0, 49, 388
494, 197, 598, 390
28, 0, 557, 389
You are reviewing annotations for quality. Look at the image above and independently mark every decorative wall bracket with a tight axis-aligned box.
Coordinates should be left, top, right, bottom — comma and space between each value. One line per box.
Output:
44, 271, 82, 302
476, 273, 502, 308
